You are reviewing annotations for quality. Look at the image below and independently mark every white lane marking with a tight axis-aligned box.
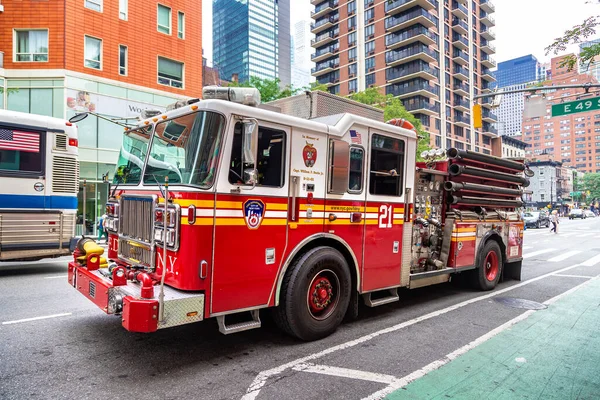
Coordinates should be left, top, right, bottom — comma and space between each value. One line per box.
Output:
242, 262, 588, 400
44, 275, 68, 279
581, 253, 600, 266
559, 232, 577, 237
2, 313, 72, 325
522, 246, 533, 250
522, 249, 555, 259
362, 274, 600, 400
547, 250, 581, 263
576, 233, 595, 238
293, 363, 397, 384
553, 274, 594, 279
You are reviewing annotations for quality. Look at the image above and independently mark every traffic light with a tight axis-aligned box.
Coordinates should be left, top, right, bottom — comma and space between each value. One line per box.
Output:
472, 103, 482, 128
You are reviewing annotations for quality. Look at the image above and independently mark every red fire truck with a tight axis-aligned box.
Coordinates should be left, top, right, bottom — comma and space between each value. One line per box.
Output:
68, 89, 528, 341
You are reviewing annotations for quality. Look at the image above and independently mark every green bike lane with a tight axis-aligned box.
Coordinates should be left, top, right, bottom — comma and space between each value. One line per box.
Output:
387, 277, 600, 400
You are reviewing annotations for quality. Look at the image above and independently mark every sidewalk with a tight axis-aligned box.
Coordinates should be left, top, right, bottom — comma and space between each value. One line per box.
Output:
387, 277, 600, 400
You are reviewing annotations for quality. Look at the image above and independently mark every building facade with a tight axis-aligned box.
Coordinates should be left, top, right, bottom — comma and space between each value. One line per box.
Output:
291, 20, 314, 89
213, 0, 291, 86
579, 38, 600, 83
495, 54, 538, 88
501, 135, 527, 159
310, 0, 497, 153
523, 55, 600, 174
526, 161, 567, 209
0, 0, 200, 229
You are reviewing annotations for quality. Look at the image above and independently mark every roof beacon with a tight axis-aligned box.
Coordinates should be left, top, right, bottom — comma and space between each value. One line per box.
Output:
202, 86, 261, 107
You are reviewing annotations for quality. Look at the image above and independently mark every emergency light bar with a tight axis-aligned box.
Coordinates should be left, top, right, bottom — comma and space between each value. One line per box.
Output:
202, 86, 261, 107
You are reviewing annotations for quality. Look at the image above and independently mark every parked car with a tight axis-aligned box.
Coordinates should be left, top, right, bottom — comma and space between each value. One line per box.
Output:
524, 211, 550, 228
584, 210, 596, 218
569, 209, 586, 219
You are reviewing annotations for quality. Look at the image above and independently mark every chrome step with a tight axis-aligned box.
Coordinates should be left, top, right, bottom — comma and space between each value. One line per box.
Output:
216, 310, 261, 335
362, 288, 399, 307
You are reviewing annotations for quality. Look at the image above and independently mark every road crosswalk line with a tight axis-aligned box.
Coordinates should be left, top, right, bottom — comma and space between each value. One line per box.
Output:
547, 250, 581, 262
522, 246, 533, 250
581, 253, 600, 267
523, 249, 556, 259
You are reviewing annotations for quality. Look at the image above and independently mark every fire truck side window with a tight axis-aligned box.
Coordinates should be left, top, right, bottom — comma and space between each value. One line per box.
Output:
349, 147, 364, 193
369, 134, 404, 196
229, 123, 286, 187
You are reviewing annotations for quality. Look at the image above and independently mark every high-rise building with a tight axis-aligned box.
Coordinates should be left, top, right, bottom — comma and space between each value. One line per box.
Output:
0, 0, 200, 225
213, 0, 291, 86
579, 38, 600, 83
495, 55, 539, 88
310, 0, 497, 154
523, 55, 600, 174
291, 20, 314, 89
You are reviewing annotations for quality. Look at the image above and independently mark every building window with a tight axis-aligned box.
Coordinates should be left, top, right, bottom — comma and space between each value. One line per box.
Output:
348, 79, 357, 93
348, 63, 357, 77
119, 45, 127, 76
365, 40, 375, 55
366, 73, 375, 87
119, 0, 127, 20
157, 4, 172, 35
348, 16, 356, 30
365, 24, 375, 39
347, 0, 356, 14
364, 8, 374, 23
348, 32, 356, 47
14, 30, 48, 62
365, 56, 375, 71
84, 36, 102, 70
348, 47, 357, 62
178, 12, 185, 39
158, 57, 183, 88
85, 0, 102, 12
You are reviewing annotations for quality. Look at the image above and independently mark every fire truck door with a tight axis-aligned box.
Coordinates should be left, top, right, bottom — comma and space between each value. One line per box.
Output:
362, 131, 406, 292
211, 120, 290, 315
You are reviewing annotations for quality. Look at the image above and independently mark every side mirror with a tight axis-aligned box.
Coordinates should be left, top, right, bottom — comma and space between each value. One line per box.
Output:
242, 119, 258, 165
243, 168, 258, 186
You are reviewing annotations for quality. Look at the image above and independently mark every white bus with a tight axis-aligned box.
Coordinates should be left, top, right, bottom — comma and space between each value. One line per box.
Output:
0, 110, 79, 261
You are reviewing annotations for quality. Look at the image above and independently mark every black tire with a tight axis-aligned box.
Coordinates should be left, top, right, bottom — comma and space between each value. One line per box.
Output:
473, 240, 502, 291
536, 221, 541, 229
273, 247, 351, 341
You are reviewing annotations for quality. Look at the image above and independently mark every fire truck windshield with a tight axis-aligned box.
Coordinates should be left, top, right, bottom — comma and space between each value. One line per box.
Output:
142, 111, 226, 188
113, 125, 153, 185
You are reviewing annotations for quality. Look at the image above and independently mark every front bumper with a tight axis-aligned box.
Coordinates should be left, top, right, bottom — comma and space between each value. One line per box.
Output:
68, 261, 205, 333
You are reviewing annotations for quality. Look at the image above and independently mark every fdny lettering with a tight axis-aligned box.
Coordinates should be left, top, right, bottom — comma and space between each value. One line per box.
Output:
109, 237, 119, 250
157, 253, 178, 273
244, 199, 265, 230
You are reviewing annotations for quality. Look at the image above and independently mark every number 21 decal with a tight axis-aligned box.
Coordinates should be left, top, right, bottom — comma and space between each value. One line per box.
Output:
379, 205, 393, 228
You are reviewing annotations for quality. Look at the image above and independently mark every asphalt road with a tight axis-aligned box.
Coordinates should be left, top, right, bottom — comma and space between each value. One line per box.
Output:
1, 217, 600, 400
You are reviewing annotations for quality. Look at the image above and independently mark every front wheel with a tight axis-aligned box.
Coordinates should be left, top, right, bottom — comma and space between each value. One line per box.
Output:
536, 221, 541, 229
473, 240, 502, 291
273, 247, 351, 341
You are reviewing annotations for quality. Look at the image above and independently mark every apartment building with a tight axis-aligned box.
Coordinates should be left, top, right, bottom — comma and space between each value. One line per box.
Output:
310, 0, 497, 153
0, 0, 201, 227
522, 55, 600, 174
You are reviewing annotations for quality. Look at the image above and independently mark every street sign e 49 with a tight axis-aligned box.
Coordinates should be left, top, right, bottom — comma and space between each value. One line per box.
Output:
551, 96, 600, 117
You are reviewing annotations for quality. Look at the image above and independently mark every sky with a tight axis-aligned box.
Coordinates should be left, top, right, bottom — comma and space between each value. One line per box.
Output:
202, 0, 599, 66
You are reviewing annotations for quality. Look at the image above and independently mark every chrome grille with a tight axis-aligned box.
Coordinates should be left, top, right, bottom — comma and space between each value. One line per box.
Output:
119, 196, 155, 243
52, 156, 79, 193
118, 239, 153, 268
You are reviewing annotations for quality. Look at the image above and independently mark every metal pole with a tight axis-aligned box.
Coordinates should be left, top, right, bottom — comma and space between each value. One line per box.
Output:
473, 83, 600, 100
159, 176, 169, 323
82, 179, 87, 236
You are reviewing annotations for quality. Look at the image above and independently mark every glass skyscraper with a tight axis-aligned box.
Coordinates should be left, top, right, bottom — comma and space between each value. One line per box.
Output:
213, 0, 290, 85
495, 55, 539, 88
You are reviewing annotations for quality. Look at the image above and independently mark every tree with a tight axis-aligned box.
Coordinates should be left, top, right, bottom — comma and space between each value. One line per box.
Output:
582, 172, 600, 200
349, 87, 431, 159
545, 16, 600, 71
228, 77, 296, 103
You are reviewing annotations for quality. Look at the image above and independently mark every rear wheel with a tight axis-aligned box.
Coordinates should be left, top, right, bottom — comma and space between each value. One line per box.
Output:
536, 221, 541, 229
473, 240, 502, 291
273, 247, 351, 341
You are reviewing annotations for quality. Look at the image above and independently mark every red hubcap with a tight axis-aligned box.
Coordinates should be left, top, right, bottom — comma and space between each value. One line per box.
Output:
484, 250, 499, 282
307, 270, 340, 320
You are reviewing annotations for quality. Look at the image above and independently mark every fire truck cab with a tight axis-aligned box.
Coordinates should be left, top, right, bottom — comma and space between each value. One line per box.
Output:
68, 88, 525, 341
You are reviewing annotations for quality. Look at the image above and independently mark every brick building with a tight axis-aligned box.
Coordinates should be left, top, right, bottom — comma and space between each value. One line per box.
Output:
0, 0, 201, 228
310, 0, 497, 153
522, 55, 600, 174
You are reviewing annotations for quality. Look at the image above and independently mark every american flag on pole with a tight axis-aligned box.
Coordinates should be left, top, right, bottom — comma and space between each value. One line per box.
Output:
350, 130, 362, 144
0, 128, 40, 153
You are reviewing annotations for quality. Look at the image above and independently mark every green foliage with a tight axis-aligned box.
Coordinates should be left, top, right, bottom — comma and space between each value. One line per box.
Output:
545, 16, 600, 71
228, 77, 296, 103
349, 87, 431, 160
582, 173, 600, 199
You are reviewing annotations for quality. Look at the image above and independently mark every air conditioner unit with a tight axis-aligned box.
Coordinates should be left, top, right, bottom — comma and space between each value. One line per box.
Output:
368, 51, 375, 55
368, 34, 374, 39
349, 74, 355, 78
369, 67, 375, 72
334, 79, 340, 83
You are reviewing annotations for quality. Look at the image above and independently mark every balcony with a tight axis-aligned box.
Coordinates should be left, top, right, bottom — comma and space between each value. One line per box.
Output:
311, 29, 339, 47
481, 68, 495, 81
311, 59, 339, 77
311, 0, 338, 20
453, 82, 470, 96
312, 0, 328, 5
311, 15, 339, 34
480, 0, 495, 13
452, 17, 468, 35
386, 26, 438, 49
451, 1, 467, 19
454, 98, 470, 112
386, 62, 439, 84
481, 82, 495, 93
482, 122, 498, 137
480, 11, 495, 27
311, 43, 339, 62
482, 110, 497, 123
481, 54, 496, 68
317, 72, 340, 87
452, 33, 469, 51
385, 0, 437, 15
452, 49, 469, 66
386, 45, 438, 67
386, 80, 440, 99
385, 8, 438, 33
453, 65, 469, 81
454, 114, 470, 127
481, 39, 496, 54
403, 98, 441, 115
481, 26, 496, 41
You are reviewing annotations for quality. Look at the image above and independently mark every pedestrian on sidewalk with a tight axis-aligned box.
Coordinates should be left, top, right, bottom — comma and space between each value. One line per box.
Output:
550, 210, 559, 234
97, 213, 108, 242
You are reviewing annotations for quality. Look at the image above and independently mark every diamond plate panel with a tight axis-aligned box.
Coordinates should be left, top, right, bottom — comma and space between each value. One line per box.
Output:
401, 220, 413, 287
159, 296, 205, 329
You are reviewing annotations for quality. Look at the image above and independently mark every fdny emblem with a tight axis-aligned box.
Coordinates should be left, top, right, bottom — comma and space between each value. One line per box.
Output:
244, 200, 265, 230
